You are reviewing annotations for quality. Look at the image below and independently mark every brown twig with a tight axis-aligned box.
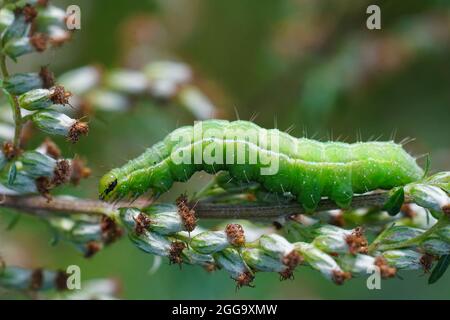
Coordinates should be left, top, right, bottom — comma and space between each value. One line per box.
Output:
0, 192, 391, 220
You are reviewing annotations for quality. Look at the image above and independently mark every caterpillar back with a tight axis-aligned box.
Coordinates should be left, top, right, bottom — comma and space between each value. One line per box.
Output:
99, 120, 423, 211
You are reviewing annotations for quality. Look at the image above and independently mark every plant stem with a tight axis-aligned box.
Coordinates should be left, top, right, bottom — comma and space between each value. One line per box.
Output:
0, 54, 23, 149
0, 191, 391, 220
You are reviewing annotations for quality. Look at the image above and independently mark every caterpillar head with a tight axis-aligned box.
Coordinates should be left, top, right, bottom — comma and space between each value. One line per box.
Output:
99, 172, 119, 201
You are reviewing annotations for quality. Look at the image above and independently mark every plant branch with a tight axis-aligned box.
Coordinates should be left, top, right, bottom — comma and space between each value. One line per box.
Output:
0, 54, 23, 148
0, 192, 391, 220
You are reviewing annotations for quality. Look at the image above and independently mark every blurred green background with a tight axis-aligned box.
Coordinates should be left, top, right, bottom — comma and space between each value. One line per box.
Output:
1, 0, 449, 299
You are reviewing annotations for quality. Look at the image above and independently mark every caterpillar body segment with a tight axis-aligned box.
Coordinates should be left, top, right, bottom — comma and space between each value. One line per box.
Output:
99, 120, 423, 211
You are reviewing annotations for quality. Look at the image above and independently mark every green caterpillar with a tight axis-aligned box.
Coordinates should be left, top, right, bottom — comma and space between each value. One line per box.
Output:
99, 120, 423, 211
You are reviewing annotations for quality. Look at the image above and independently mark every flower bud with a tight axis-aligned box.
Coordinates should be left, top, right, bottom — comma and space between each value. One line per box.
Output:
128, 229, 172, 258
105, 69, 148, 94
120, 204, 195, 236
259, 234, 295, 257
405, 184, 449, 215
0, 266, 68, 291
311, 225, 353, 254
14, 0, 43, 8
47, 25, 71, 45
294, 242, 351, 284
338, 254, 376, 275
0, 163, 38, 194
2, 11, 30, 45
0, 8, 14, 33
190, 231, 229, 254
0, 123, 15, 140
177, 86, 216, 120
420, 237, 450, 256
242, 248, 286, 273
48, 216, 102, 256
18, 86, 70, 110
381, 249, 423, 270
0, 150, 7, 171
375, 226, 424, 251
424, 171, 450, 194
338, 254, 397, 279
3, 37, 35, 60
62, 279, 120, 300
59, 66, 102, 96
437, 225, 450, 242
181, 247, 215, 267
144, 204, 185, 235
54, 217, 103, 242
119, 208, 146, 232
16, 151, 56, 178
86, 89, 129, 112
213, 248, 254, 288
145, 61, 191, 99
3, 67, 54, 95
31, 111, 88, 143
3, 73, 44, 95
35, 5, 66, 29
120, 208, 175, 258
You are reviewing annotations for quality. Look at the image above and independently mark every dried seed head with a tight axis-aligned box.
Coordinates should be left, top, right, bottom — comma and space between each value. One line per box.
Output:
169, 241, 186, 266
23, 5, 38, 23
331, 270, 352, 285
29, 268, 43, 290
37, 0, 50, 6
52, 159, 71, 186
100, 215, 123, 244
401, 204, 416, 219
279, 269, 295, 281
84, 241, 102, 258
133, 213, 152, 235
443, 204, 450, 216
30, 33, 48, 52
345, 227, 368, 254
203, 263, 217, 273
329, 211, 345, 227
2, 141, 20, 160
50, 85, 72, 104
176, 193, 188, 206
225, 224, 245, 247
68, 121, 89, 143
70, 157, 91, 185
78, 99, 93, 117
176, 194, 196, 232
235, 271, 254, 289
420, 253, 436, 273
35, 176, 52, 201
55, 270, 69, 291
279, 251, 303, 280
41, 138, 61, 159
374, 256, 397, 279
39, 66, 55, 89
282, 250, 303, 270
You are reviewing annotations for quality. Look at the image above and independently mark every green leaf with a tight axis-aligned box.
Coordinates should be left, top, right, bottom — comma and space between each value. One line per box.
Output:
422, 154, 431, 178
429, 254, 450, 284
6, 213, 21, 230
384, 188, 405, 216
7, 163, 17, 185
